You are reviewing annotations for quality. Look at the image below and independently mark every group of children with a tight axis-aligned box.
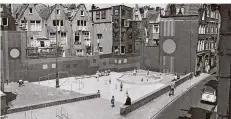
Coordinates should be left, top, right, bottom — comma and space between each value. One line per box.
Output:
96, 69, 110, 78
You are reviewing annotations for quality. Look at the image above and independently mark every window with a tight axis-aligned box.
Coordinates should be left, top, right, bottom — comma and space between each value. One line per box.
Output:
30, 20, 41, 31
124, 20, 130, 27
115, 9, 119, 15
121, 19, 125, 27
75, 32, 80, 45
73, 64, 78, 68
40, 41, 45, 47
122, 10, 125, 16
61, 32, 67, 45
66, 64, 70, 69
93, 59, 96, 63
50, 32, 56, 44
154, 24, 159, 33
121, 46, 125, 54
56, 9, 60, 15
80, 10, 84, 16
77, 20, 86, 26
96, 11, 100, 19
53, 20, 63, 26
135, 15, 138, 20
99, 46, 103, 53
101, 10, 106, 19
29, 8, 33, 14
176, 8, 180, 14
97, 34, 102, 39
77, 20, 80, 26
1, 18, 8, 26
180, 7, 185, 15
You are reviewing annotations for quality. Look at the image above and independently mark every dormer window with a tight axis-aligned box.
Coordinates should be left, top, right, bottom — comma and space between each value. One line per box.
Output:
29, 8, 33, 14
56, 9, 60, 15
80, 10, 84, 16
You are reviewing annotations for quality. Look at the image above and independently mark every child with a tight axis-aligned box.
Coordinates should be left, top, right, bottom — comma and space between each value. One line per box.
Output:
111, 96, 115, 107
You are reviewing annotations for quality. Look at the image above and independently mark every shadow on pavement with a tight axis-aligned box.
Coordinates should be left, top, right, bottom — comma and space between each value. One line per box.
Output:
4, 92, 17, 107
180, 107, 212, 119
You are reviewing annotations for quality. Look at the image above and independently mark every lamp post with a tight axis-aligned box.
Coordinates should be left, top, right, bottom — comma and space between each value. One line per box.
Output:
55, 6, 59, 88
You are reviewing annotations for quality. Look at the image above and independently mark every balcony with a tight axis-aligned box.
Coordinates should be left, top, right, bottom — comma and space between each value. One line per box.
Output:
74, 41, 81, 45
76, 26, 88, 31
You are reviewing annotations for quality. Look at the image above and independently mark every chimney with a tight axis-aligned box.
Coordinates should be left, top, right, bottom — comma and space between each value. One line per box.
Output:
156, 7, 160, 12
91, 4, 96, 10
91, 4, 96, 22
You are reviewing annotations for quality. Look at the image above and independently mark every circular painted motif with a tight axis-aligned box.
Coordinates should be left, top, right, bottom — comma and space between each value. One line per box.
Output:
163, 39, 176, 54
10, 49, 20, 58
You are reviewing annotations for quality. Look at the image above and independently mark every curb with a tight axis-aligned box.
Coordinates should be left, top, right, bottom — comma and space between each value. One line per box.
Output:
150, 74, 211, 119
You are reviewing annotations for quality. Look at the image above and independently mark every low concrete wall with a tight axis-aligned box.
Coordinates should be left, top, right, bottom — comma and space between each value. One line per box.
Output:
120, 73, 193, 116
1, 92, 6, 115
7, 93, 100, 114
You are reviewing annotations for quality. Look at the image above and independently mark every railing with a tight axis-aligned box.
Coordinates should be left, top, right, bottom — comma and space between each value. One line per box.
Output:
56, 107, 69, 119
25, 111, 38, 119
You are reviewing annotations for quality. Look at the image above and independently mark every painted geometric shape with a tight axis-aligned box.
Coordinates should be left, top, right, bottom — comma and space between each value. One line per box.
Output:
163, 39, 176, 54
10, 49, 20, 58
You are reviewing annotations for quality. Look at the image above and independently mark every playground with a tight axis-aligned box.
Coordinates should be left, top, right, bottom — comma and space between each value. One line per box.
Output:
33, 70, 175, 103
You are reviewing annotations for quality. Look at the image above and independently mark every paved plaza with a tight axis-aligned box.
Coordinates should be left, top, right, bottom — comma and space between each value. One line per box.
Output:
33, 70, 175, 103
4, 73, 210, 119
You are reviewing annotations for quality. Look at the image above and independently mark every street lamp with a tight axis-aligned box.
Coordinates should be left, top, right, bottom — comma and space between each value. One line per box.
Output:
55, 6, 59, 88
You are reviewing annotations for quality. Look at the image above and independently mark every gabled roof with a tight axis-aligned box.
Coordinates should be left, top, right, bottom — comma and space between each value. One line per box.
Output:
47, 4, 69, 20
16, 4, 50, 21
146, 9, 160, 22
67, 4, 77, 10
69, 4, 90, 21
35, 4, 50, 20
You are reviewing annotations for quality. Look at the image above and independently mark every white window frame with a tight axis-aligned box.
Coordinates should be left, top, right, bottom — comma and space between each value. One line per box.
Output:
30, 20, 41, 31
80, 10, 84, 16
49, 32, 56, 44
153, 24, 159, 33
21, 20, 28, 30
1, 18, 8, 26
75, 32, 81, 44
97, 34, 103, 39
99, 46, 103, 53
61, 32, 67, 46
180, 7, 185, 15
115, 9, 119, 15
29, 7, 33, 14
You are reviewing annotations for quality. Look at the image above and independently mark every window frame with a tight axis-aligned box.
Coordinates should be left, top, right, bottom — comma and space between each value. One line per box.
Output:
96, 11, 100, 19
29, 7, 33, 14
80, 10, 84, 16
2, 17, 8, 26
101, 10, 106, 19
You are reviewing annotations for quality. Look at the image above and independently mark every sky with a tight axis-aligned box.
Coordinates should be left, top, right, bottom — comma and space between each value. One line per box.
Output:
84, 4, 167, 11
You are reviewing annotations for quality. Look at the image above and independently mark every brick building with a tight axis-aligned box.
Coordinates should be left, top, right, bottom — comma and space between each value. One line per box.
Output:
0, 4, 16, 31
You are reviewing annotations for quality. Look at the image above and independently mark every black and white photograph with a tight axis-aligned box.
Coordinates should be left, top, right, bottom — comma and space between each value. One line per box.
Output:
0, 1, 231, 119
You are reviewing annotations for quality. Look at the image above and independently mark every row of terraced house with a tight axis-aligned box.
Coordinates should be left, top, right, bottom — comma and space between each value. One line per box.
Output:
1, 4, 163, 58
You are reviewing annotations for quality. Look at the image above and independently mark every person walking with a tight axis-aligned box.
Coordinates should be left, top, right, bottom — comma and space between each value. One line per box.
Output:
111, 96, 115, 107
120, 82, 123, 91
169, 80, 176, 96
109, 78, 111, 84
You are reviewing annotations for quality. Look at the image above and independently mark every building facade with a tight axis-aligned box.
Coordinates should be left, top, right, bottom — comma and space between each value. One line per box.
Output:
196, 4, 220, 73
112, 5, 133, 54
68, 4, 93, 56
15, 4, 49, 49
90, 5, 113, 55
